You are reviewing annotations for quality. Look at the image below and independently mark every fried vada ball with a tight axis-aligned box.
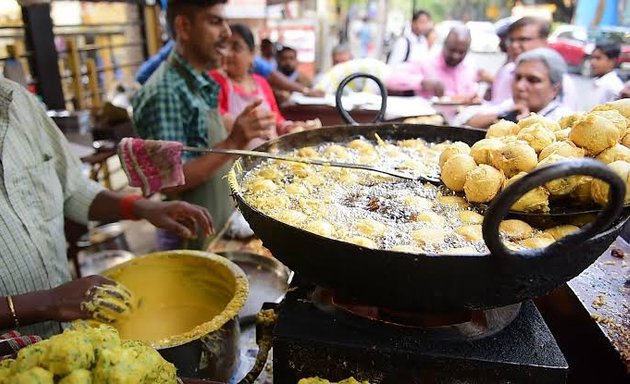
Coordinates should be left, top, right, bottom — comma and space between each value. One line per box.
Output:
12, 341, 49, 373
410, 211, 446, 226
486, 120, 518, 138
559, 113, 583, 129
43, 330, 94, 376
358, 152, 380, 165
286, 182, 310, 196
621, 131, 630, 149
554, 128, 571, 141
438, 141, 471, 167
287, 162, 313, 178
323, 144, 350, 160
517, 113, 561, 133
499, 220, 533, 240
536, 154, 581, 196
337, 169, 360, 185
490, 141, 538, 178
401, 195, 433, 210
516, 123, 556, 153
455, 224, 483, 242
274, 209, 308, 225
297, 146, 319, 158
399, 138, 428, 150
348, 139, 374, 152
58, 370, 92, 384
411, 228, 445, 245
248, 179, 278, 193
356, 218, 387, 237
470, 138, 504, 165
503, 172, 550, 212
304, 220, 335, 237
437, 195, 470, 209
9, 367, 53, 384
347, 236, 377, 248
544, 225, 580, 240
569, 113, 620, 155
520, 236, 555, 249
0, 359, 13, 380
590, 109, 628, 136
591, 160, 630, 205
463, 165, 505, 203
441, 154, 477, 192
596, 144, 630, 164
458, 210, 484, 224
538, 140, 585, 161
592, 98, 630, 119
258, 166, 283, 180
570, 176, 594, 204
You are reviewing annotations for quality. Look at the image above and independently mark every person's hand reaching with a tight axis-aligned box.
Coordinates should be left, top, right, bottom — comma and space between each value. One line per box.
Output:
229, 100, 277, 148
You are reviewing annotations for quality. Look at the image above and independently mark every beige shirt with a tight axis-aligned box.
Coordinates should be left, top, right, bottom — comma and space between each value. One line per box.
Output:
0, 79, 104, 336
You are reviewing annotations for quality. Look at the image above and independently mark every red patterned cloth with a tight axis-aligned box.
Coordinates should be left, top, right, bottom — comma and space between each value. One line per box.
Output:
0, 330, 41, 360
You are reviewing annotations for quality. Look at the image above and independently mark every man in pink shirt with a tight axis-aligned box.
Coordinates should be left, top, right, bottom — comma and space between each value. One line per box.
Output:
386, 25, 479, 100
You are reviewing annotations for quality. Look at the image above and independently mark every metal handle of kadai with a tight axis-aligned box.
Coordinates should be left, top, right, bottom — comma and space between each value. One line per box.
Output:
482, 158, 626, 260
335, 72, 388, 125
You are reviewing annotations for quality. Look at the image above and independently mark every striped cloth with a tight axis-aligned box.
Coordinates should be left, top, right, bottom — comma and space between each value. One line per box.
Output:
0, 330, 41, 360
0, 78, 104, 338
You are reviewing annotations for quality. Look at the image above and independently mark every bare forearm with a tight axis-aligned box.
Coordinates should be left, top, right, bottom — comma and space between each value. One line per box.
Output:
466, 113, 498, 129
0, 291, 52, 329
268, 71, 303, 93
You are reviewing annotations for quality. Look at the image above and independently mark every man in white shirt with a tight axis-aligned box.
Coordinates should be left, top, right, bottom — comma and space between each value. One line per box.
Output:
387, 9, 433, 65
585, 41, 624, 109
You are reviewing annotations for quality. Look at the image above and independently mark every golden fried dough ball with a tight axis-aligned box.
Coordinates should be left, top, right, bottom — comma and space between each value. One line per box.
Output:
499, 219, 533, 240
274, 209, 308, 225
455, 224, 483, 241
348, 139, 374, 152
389, 244, 422, 253
323, 144, 350, 160
559, 113, 583, 129
347, 236, 377, 248
437, 195, 470, 209
590, 109, 627, 136
503, 172, 550, 212
337, 170, 360, 184
486, 120, 518, 138
9, 367, 53, 384
410, 211, 446, 226
304, 174, 326, 186
463, 164, 505, 203
43, 330, 94, 376
411, 228, 445, 245
517, 113, 561, 133
596, 143, 630, 164
258, 166, 283, 180
287, 162, 313, 178
12, 341, 49, 373
520, 236, 555, 249
544, 225, 580, 240
554, 128, 571, 141
286, 182, 310, 196
570, 176, 594, 204
441, 154, 477, 192
490, 141, 538, 178
538, 140, 585, 161
58, 370, 92, 384
622, 131, 630, 148
537, 154, 581, 196
297, 147, 320, 158
569, 113, 620, 155
516, 123, 556, 153
399, 138, 428, 150
458, 210, 484, 224
304, 220, 335, 237
401, 195, 433, 210
358, 152, 380, 165
470, 138, 504, 165
356, 219, 387, 237
438, 141, 471, 167
591, 160, 630, 205
248, 179, 278, 193
592, 98, 630, 119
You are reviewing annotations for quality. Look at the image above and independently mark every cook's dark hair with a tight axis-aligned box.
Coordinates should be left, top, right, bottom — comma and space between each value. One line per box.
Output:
508, 16, 550, 39
277, 45, 297, 59
230, 23, 256, 52
412, 9, 431, 21
595, 40, 621, 60
167, 0, 227, 38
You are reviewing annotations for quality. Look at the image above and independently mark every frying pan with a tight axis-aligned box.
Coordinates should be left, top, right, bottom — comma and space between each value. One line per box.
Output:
228, 123, 628, 311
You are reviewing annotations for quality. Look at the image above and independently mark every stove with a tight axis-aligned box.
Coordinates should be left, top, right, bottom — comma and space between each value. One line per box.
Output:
271, 280, 568, 384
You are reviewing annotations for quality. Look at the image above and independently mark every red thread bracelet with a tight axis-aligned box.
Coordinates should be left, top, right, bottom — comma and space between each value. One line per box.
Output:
120, 195, 143, 221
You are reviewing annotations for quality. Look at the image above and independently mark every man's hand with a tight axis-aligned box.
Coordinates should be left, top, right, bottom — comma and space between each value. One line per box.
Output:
228, 100, 276, 149
134, 199, 213, 239
303, 88, 325, 97
513, 102, 531, 121
421, 79, 445, 97
47, 275, 132, 323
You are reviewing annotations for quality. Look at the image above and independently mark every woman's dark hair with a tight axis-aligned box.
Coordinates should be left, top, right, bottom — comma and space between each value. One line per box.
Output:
595, 40, 621, 60
166, 0, 228, 39
230, 23, 256, 52
412, 9, 431, 21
